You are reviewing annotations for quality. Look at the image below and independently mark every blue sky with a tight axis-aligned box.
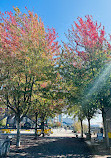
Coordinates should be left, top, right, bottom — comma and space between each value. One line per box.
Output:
1, 0, 111, 44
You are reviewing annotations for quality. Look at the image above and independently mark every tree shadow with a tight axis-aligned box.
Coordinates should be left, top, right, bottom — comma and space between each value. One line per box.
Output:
7, 136, 94, 158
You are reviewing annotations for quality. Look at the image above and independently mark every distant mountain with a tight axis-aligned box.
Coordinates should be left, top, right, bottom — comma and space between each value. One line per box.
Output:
91, 124, 100, 127
62, 117, 74, 125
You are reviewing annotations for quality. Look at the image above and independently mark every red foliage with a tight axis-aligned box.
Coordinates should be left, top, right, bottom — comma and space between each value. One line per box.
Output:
65, 15, 109, 62
0, 7, 60, 61
73, 15, 105, 49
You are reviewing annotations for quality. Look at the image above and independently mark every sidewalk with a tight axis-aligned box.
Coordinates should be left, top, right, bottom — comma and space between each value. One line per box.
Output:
85, 137, 111, 158
48, 129, 111, 157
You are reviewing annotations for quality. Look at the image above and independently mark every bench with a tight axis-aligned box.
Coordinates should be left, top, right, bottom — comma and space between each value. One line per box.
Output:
0, 136, 11, 157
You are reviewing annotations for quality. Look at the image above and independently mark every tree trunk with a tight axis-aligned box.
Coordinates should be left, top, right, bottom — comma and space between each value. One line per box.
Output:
87, 118, 91, 140
35, 112, 38, 139
46, 119, 48, 126
80, 119, 83, 138
88, 118, 90, 135
6, 116, 9, 127
41, 117, 44, 137
102, 108, 109, 148
16, 116, 20, 147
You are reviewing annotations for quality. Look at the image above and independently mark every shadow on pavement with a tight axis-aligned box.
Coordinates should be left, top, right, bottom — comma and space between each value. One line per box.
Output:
7, 136, 110, 158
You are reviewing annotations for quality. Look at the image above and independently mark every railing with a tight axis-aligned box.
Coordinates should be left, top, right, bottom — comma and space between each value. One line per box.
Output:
0, 127, 53, 136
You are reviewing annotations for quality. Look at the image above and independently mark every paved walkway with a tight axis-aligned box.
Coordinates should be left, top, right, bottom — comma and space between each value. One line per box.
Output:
6, 128, 111, 158
8, 137, 92, 157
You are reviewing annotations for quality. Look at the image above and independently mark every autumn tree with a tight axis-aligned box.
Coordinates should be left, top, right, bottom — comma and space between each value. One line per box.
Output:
63, 15, 110, 85
59, 15, 111, 141
67, 104, 85, 138
62, 15, 109, 91
29, 71, 66, 138
0, 7, 60, 146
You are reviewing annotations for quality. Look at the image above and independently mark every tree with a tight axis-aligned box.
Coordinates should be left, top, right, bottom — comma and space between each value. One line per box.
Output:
67, 104, 85, 138
29, 73, 65, 138
74, 121, 88, 134
63, 15, 110, 82
0, 7, 60, 146
63, 15, 110, 89
59, 15, 111, 141
95, 76, 111, 146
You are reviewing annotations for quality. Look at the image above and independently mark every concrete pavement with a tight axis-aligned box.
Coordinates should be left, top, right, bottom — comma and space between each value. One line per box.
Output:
6, 128, 111, 157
